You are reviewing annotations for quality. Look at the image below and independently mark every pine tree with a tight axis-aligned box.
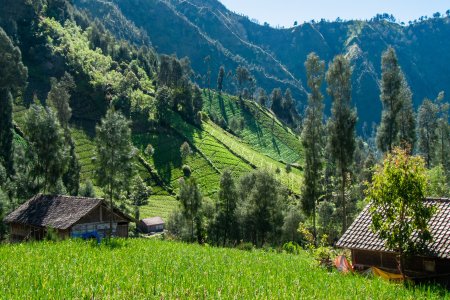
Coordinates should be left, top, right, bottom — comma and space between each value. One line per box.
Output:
216, 169, 238, 246
326, 55, 357, 233
179, 177, 203, 242
417, 98, 439, 168
96, 107, 133, 237
217, 66, 225, 92
24, 104, 67, 193
270, 88, 283, 117
47, 72, 75, 129
0, 27, 28, 176
396, 74, 416, 151
435, 92, 450, 174
301, 52, 325, 241
377, 47, 403, 153
0, 90, 14, 176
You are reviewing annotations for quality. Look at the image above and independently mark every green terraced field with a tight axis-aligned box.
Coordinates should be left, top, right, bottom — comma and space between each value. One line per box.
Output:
203, 91, 303, 164
139, 195, 179, 220
71, 128, 97, 181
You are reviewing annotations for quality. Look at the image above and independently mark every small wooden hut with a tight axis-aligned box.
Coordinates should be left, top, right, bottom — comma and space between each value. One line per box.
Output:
4, 194, 134, 242
139, 217, 165, 234
337, 197, 450, 277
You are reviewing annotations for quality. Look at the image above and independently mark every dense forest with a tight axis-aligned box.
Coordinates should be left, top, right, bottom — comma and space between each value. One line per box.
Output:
74, 0, 450, 132
0, 0, 449, 253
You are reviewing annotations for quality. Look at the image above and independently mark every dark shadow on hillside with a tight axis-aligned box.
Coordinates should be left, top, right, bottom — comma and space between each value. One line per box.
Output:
152, 131, 183, 184
242, 105, 265, 147
271, 136, 281, 156
217, 93, 228, 123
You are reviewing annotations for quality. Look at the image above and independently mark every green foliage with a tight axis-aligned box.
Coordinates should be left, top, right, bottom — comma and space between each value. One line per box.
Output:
95, 107, 133, 235
377, 47, 403, 153
366, 148, 435, 276
0, 27, 28, 90
417, 97, 439, 167
0, 27, 27, 176
1, 239, 446, 298
237, 170, 286, 246
396, 76, 416, 151
426, 165, 449, 197
213, 169, 238, 245
301, 53, 326, 238
179, 141, 191, 162
79, 180, 95, 198
47, 72, 75, 129
326, 55, 357, 233
217, 66, 225, 91
129, 175, 152, 206
0, 90, 15, 176
24, 104, 67, 193
178, 177, 203, 242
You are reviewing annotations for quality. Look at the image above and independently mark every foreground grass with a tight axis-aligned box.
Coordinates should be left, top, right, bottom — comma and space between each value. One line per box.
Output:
0, 239, 447, 299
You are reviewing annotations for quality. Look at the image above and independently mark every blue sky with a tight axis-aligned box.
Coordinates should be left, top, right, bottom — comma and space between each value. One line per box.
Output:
219, 0, 450, 27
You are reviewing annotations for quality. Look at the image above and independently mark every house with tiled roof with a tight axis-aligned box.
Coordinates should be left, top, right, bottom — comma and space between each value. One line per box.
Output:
4, 194, 134, 242
337, 198, 450, 276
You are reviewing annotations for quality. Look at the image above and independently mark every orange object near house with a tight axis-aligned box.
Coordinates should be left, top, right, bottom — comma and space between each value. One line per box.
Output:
334, 255, 354, 273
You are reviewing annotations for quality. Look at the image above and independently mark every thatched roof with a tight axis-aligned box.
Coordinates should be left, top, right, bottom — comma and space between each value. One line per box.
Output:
141, 217, 164, 226
4, 194, 133, 230
336, 198, 450, 259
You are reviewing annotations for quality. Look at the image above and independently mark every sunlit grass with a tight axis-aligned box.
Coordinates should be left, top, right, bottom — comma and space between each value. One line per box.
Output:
0, 239, 446, 299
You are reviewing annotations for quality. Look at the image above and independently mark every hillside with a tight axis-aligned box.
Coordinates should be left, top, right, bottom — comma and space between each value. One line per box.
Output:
74, 0, 450, 130
4, 1, 303, 220
0, 239, 446, 299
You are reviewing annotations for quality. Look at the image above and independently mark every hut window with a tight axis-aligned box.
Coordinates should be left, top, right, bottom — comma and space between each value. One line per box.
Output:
423, 260, 436, 272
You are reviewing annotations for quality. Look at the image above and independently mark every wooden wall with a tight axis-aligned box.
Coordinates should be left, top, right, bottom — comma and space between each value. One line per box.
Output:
352, 249, 450, 275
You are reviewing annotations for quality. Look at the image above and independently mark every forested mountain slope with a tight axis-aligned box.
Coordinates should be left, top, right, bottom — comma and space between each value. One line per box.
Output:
74, 0, 450, 130
0, 0, 303, 220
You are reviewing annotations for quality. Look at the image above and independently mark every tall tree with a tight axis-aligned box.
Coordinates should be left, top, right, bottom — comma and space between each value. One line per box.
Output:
24, 104, 67, 193
47, 72, 79, 195
63, 137, 81, 195
179, 177, 203, 242
326, 55, 357, 233
366, 148, 435, 279
216, 169, 238, 246
417, 98, 439, 168
0, 27, 28, 176
434, 92, 450, 173
396, 75, 416, 151
377, 47, 403, 153
270, 88, 283, 117
217, 66, 225, 92
237, 170, 284, 246
301, 52, 325, 241
236, 66, 250, 98
96, 107, 133, 237
257, 88, 268, 107
47, 72, 75, 130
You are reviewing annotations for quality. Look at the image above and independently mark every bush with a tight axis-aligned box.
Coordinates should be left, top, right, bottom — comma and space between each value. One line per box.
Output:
236, 242, 254, 251
282, 241, 301, 254
182, 164, 191, 177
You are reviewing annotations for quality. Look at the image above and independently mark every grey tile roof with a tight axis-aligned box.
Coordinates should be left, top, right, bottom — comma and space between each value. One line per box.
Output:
141, 217, 164, 226
336, 198, 450, 259
4, 194, 133, 230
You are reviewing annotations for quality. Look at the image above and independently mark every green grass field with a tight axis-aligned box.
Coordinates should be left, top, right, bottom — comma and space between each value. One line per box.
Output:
0, 239, 446, 299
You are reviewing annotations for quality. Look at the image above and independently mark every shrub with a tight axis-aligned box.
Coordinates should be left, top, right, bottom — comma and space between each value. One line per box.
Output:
182, 164, 191, 177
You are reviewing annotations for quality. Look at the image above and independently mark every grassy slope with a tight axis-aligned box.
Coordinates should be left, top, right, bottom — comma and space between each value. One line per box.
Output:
0, 239, 446, 299
203, 91, 303, 164
11, 19, 305, 220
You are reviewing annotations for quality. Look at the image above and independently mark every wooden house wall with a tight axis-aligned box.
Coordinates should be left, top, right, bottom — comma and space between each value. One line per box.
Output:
352, 249, 450, 275
76, 204, 127, 225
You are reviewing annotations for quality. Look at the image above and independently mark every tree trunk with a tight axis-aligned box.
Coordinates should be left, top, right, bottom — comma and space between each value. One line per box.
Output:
341, 169, 347, 234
